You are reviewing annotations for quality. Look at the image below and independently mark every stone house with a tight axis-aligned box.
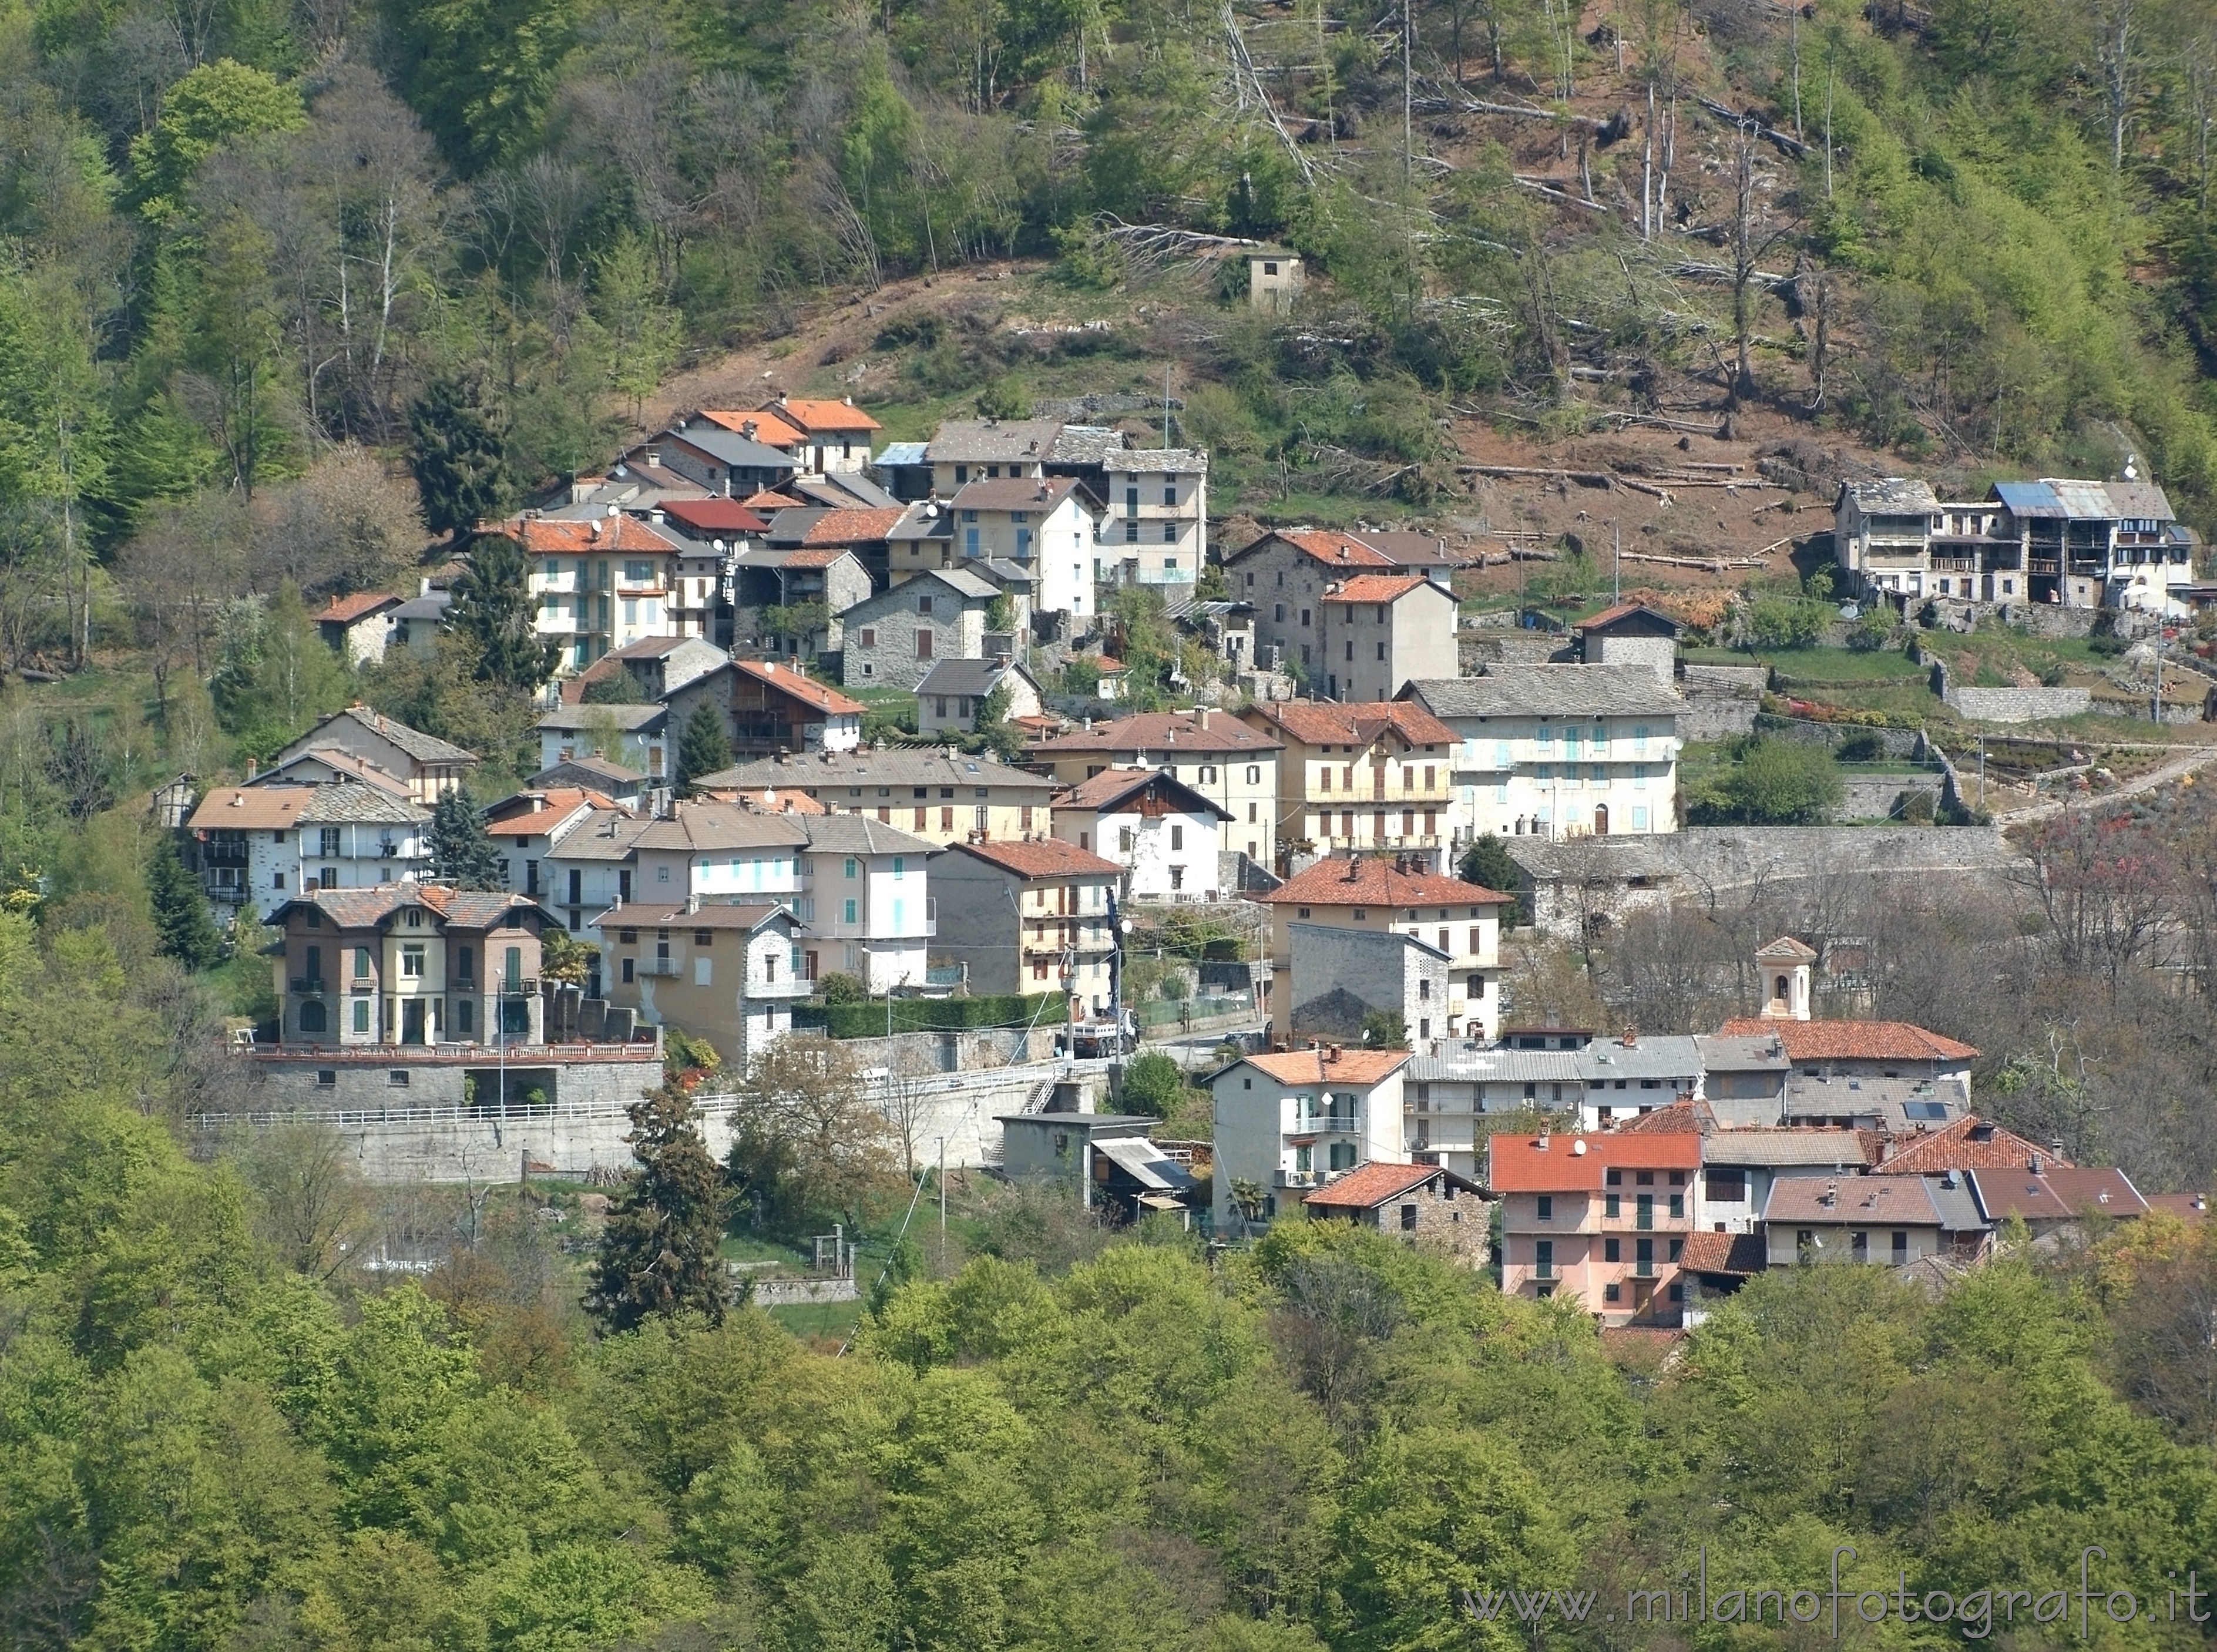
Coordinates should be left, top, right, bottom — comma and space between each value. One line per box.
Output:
946, 475, 1099, 619
314, 592, 403, 665
839, 568, 1002, 690
1301, 1160, 1490, 1263
274, 706, 479, 803
915, 656, 1044, 737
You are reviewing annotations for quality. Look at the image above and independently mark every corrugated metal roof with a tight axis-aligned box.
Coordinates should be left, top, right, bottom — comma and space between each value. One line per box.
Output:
2044, 479, 2116, 519
875, 441, 929, 465
1993, 481, 2063, 516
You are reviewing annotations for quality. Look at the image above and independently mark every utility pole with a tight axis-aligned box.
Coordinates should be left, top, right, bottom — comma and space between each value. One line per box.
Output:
936, 1134, 947, 1263
1614, 521, 1622, 603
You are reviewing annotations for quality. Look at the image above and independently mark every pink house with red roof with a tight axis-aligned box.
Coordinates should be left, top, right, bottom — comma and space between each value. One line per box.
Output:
1490, 1128, 1704, 1324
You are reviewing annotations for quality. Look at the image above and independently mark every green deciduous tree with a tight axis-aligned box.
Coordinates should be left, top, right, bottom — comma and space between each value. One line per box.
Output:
211, 583, 357, 760
127, 59, 305, 221
587, 1080, 731, 1332
1688, 737, 1844, 825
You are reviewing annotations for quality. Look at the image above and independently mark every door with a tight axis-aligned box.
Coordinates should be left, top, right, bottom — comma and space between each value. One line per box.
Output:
1594, 804, 1609, 835
401, 998, 426, 1044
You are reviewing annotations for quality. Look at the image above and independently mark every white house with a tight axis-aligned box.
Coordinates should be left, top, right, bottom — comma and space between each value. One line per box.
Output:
506, 512, 687, 674
1208, 1046, 1410, 1231
629, 802, 810, 910
1402, 666, 1685, 843
187, 782, 431, 919
945, 475, 1099, 618
1098, 448, 1208, 589
795, 814, 938, 993
1048, 767, 1232, 901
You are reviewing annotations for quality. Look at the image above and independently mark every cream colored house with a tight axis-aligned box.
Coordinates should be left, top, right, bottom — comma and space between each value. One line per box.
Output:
1402, 666, 1685, 843
1241, 700, 1458, 871
591, 898, 809, 1070
1024, 709, 1282, 869
693, 748, 1060, 849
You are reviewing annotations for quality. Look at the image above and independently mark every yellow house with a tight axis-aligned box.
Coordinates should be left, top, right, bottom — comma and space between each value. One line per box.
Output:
1241, 700, 1458, 872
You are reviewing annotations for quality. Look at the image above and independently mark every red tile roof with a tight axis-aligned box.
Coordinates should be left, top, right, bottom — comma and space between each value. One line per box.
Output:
500, 515, 681, 554
1717, 1018, 1978, 1063
1241, 1047, 1411, 1087
1873, 1116, 2068, 1176
697, 408, 808, 446
1319, 573, 1435, 603
1766, 1174, 1944, 1225
189, 786, 317, 831
486, 787, 619, 823
1488, 1130, 1702, 1192
1050, 766, 1228, 817
1575, 601, 1686, 634
1609, 1099, 1707, 1134
1247, 700, 1457, 749
782, 546, 854, 568
1261, 530, 1396, 568
741, 489, 807, 510
2148, 1193, 2211, 1221
727, 659, 865, 715
953, 837, 1124, 879
1027, 710, 1282, 757
316, 591, 400, 624
660, 498, 770, 535
771, 397, 882, 434
1679, 1230, 1766, 1275
1303, 1161, 1456, 1210
1260, 856, 1510, 909
793, 507, 907, 546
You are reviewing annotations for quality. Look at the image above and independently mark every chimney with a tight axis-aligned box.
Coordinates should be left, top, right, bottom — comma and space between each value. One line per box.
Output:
246, 757, 258, 780
2030, 1154, 2044, 1174
1326, 1044, 1341, 1063
2050, 1138, 2066, 1159
743, 420, 757, 439
1621, 1025, 1638, 1048
1195, 707, 1210, 731
419, 576, 432, 596
1822, 1180, 1839, 1208
686, 892, 700, 915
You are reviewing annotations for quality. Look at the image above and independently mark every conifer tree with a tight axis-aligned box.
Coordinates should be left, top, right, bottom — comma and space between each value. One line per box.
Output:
586, 1081, 730, 1332
149, 833, 220, 969
675, 700, 733, 797
449, 533, 558, 690
407, 371, 516, 543
427, 785, 506, 889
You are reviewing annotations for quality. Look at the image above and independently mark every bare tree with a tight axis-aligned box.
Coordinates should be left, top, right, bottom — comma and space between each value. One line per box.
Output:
237, 1121, 372, 1278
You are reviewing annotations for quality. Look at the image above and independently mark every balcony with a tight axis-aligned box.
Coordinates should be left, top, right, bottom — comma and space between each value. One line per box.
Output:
1633, 1260, 1657, 1278
290, 978, 326, 995
1533, 1260, 1554, 1281
638, 958, 680, 977
1293, 1109, 1359, 1134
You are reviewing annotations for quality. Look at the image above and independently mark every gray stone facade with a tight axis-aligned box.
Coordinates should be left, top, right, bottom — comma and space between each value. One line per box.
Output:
1287, 921, 1451, 1046
1677, 664, 1765, 740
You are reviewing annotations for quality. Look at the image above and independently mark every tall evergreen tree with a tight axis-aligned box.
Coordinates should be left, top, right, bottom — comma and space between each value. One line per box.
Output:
148, 833, 220, 969
586, 1081, 730, 1332
675, 700, 733, 797
426, 785, 506, 889
450, 533, 558, 690
407, 372, 516, 543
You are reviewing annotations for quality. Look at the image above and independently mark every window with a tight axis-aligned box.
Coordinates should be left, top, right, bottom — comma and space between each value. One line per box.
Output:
401, 944, 425, 978
1605, 1168, 1623, 1186
858, 627, 876, 647
273, 871, 286, 890
916, 629, 933, 660
353, 946, 372, 979
1604, 1237, 1622, 1262
298, 1000, 327, 1032
318, 827, 341, 857
388, 1070, 410, 1087
1170, 824, 1184, 851
1605, 1193, 1621, 1218
353, 999, 370, 1033
316, 1069, 335, 1087
1124, 519, 1140, 543
1604, 1282, 1621, 1302
1163, 522, 1178, 544
892, 857, 905, 878
917, 594, 934, 615
1399, 1203, 1419, 1232
456, 945, 475, 982
457, 999, 474, 1033
1118, 827, 1134, 853
1536, 1194, 1553, 1220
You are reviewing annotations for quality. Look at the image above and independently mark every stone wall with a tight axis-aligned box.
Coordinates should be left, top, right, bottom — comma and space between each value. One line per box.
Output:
1836, 773, 1940, 822
1677, 664, 1765, 740
1944, 684, 2095, 723
1461, 632, 1571, 673
1286, 921, 1449, 1045
243, 1046, 662, 1114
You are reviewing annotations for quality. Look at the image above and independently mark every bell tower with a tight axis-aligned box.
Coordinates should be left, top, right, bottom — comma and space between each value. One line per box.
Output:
1754, 935, 1817, 1020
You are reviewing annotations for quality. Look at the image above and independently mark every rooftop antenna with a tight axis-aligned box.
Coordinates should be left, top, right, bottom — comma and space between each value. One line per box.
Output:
1163, 362, 1173, 450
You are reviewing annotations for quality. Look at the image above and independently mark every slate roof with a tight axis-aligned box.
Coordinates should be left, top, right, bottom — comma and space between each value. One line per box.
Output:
1701, 1129, 1876, 1169
532, 757, 646, 788
545, 809, 653, 859
799, 814, 940, 856
1576, 601, 1686, 636
952, 837, 1124, 879
632, 802, 810, 854
1840, 478, 1941, 513
591, 899, 798, 931
1240, 1047, 1411, 1087
308, 707, 479, 766
648, 426, 800, 472
1405, 666, 1686, 720
1715, 1018, 1978, 1063
294, 784, 431, 824
282, 884, 546, 930
1027, 710, 1282, 757
923, 417, 1064, 464
948, 475, 1084, 513
794, 473, 901, 510
1246, 700, 1456, 749
1104, 446, 1208, 475
1260, 856, 1510, 909
915, 657, 1033, 698
536, 703, 667, 733
1049, 426, 1127, 466
697, 749, 1060, 793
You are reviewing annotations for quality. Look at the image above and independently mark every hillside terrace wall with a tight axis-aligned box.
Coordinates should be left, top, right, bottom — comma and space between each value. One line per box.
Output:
1677, 664, 1764, 740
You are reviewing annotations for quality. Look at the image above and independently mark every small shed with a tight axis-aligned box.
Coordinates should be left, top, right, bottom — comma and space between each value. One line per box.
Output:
1574, 602, 1684, 684
1247, 249, 1305, 312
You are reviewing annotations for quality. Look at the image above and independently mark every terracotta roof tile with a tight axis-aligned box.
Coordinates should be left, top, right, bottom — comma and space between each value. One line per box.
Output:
1319, 573, 1435, 603
499, 515, 681, 555
1487, 1130, 1701, 1191
1609, 1099, 1704, 1134
1260, 856, 1510, 909
772, 397, 883, 433
1303, 1160, 1469, 1209
1264, 530, 1396, 568
1969, 1165, 2147, 1223
727, 659, 865, 716
1576, 601, 1686, 633
2148, 1193, 2211, 1221
1027, 710, 1282, 757
1765, 1175, 1943, 1224
1873, 1116, 2068, 1176
782, 546, 853, 568
1716, 1018, 1978, 1063
660, 498, 770, 535
1247, 700, 1457, 748
190, 786, 315, 831
1050, 766, 1230, 818
696, 408, 808, 446
316, 591, 400, 624
1679, 1230, 1766, 1275
792, 507, 906, 546
741, 489, 807, 509
1241, 1047, 1411, 1087
954, 837, 1124, 879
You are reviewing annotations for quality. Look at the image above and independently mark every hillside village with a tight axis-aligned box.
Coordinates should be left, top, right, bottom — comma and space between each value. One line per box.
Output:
149, 391, 2217, 1333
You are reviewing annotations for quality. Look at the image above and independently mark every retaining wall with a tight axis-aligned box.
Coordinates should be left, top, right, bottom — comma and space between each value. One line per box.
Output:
1677, 664, 1765, 740
1836, 773, 1940, 821
1944, 685, 2094, 723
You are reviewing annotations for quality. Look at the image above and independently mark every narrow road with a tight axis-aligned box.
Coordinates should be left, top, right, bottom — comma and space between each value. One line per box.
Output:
1987, 742, 2217, 824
